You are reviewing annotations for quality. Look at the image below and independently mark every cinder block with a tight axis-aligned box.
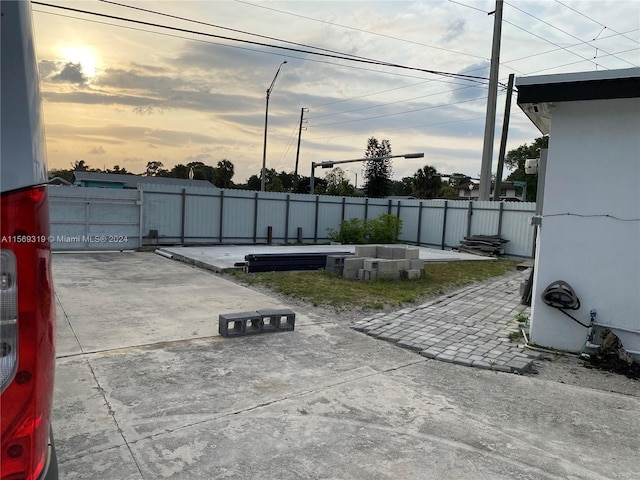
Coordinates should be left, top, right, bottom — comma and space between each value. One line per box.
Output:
257, 308, 296, 332
326, 255, 347, 268
363, 259, 380, 271
378, 271, 400, 280
325, 265, 343, 275
377, 259, 399, 272
391, 246, 408, 259
358, 269, 377, 281
406, 269, 422, 280
219, 311, 261, 337
376, 245, 394, 259
344, 257, 364, 270
343, 268, 359, 280
395, 259, 410, 271
355, 245, 377, 257
410, 259, 425, 271
405, 247, 420, 260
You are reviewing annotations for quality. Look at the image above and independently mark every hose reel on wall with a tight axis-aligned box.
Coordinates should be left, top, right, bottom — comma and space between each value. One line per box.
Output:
541, 281, 591, 328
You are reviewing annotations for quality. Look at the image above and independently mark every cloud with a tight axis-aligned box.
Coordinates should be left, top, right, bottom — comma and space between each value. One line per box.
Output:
87, 146, 106, 155
442, 18, 466, 43
46, 123, 218, 148
51, 62, 88, 85
38, 60, 59, 80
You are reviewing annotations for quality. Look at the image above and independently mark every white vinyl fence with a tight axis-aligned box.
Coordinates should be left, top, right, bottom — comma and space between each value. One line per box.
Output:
48, 184, 536, 257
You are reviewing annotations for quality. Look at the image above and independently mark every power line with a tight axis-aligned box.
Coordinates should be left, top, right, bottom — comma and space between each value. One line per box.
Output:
32, 7, 488, 105
505, 1, 638, 68
307, 115, 491, 141
502, 17, 609, 70
448, 0, 490, 15
309, 95, 490, 128
32, 2, 495, 87
98, 0, 381, 64
308, 85, 480, 120
522, 47, 640, 76
554, 0, 640, 46
236, 0, 489, 62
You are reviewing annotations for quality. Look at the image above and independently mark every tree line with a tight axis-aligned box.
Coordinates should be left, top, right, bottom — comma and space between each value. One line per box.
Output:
48, 135, 546, 198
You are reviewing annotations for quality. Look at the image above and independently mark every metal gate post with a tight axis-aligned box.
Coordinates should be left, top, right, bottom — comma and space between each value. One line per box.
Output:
253, 192, 259, 243
219, 190, 224, 244
284, 194, 290, 243
417, 201, 423, 246
441, 200, 448, 250
181, 188, 186, 244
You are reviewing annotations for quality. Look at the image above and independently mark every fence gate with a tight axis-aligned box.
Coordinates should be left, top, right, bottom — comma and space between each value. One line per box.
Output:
48, 186, 141, 251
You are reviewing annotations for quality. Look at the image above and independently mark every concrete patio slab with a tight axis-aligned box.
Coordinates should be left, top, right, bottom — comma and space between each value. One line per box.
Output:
157, 244, 493, 272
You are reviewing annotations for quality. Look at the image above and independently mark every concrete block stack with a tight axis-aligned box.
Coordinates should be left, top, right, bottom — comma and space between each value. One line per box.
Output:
334, 245, 424, 281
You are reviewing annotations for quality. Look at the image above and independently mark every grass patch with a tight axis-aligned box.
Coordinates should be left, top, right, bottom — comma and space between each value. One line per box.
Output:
228, 259, 519, 310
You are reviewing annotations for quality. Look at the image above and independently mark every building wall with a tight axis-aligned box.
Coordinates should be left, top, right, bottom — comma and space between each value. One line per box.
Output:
530, 98, 640, 356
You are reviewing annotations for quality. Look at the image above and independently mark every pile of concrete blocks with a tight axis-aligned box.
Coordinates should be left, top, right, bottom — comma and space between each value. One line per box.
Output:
335, 245, 425, 281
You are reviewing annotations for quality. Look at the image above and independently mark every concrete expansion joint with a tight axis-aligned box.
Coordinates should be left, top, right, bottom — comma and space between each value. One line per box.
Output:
83, 356, 145, 478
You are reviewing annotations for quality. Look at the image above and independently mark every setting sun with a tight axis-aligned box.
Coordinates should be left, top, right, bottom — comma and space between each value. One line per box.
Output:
60, 45, 98, 78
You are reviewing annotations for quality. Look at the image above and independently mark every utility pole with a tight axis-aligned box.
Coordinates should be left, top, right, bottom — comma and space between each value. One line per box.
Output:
261, 61, 287, 192
478, 0, 503, 201
492, 73, 515, 202
293, 107, 308, 192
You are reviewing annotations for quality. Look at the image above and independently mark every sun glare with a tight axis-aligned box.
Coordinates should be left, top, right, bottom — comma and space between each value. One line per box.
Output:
60, 45, 98, 78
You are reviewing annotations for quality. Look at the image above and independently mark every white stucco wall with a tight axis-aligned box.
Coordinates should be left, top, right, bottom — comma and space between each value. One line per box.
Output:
530, 98, 640, 356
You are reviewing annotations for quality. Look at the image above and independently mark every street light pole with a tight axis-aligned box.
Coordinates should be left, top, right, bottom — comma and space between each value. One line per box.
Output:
309, 153, 424, 195
261, 61, 287, 192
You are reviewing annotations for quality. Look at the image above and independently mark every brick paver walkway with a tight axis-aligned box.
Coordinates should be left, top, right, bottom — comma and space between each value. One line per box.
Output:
352, 269, 543, 373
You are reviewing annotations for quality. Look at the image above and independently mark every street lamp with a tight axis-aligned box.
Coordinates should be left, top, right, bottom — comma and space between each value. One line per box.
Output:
261, 60, 287, 192
309, 152, 424, 194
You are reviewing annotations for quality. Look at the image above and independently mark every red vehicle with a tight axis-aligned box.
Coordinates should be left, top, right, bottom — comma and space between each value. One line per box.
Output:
1, 2, 59, 479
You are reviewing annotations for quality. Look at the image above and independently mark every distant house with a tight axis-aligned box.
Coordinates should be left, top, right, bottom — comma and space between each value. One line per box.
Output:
517, 67, 640, 360
48, 176, 73, 186
457, 181, 524, 201
71, 171, 217, 189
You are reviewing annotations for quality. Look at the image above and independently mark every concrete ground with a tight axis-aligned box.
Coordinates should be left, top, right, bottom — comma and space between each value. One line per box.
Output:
157, 244, 493, 272
52, 252, 640, 479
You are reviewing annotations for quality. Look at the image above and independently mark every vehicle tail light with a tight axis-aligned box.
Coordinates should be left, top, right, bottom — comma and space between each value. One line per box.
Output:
1, 250, 18, 392
1, 186, 56, 480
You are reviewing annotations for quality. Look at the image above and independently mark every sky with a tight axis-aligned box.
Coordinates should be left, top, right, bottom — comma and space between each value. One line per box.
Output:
31, 0, 640, 185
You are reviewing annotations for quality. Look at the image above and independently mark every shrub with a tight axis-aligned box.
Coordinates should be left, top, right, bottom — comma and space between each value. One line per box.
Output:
327, 213, 403, 244
366, 213, 402, 243
327, 218, 366, 244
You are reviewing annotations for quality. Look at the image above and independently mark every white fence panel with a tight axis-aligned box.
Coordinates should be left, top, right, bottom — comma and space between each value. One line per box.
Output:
49, 185, 536, 257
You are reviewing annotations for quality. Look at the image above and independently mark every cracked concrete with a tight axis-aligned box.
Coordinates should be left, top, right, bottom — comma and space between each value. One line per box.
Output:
52, 252, 640, 479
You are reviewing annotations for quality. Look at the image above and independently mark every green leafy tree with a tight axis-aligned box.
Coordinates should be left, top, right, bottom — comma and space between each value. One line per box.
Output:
325, 167, 356, 196
214, 159, 234, 188
439, 184, 458, 197
505, 136, 548, 201
390, 177, 413, 196
145, 161, 167, 177
363, 137, 393, 198
105, 165, 131, 174
411, 165, 441, 199
72, 159, 89, 171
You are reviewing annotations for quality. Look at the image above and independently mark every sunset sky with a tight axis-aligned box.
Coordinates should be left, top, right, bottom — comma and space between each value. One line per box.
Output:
31, 0, 640, 185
